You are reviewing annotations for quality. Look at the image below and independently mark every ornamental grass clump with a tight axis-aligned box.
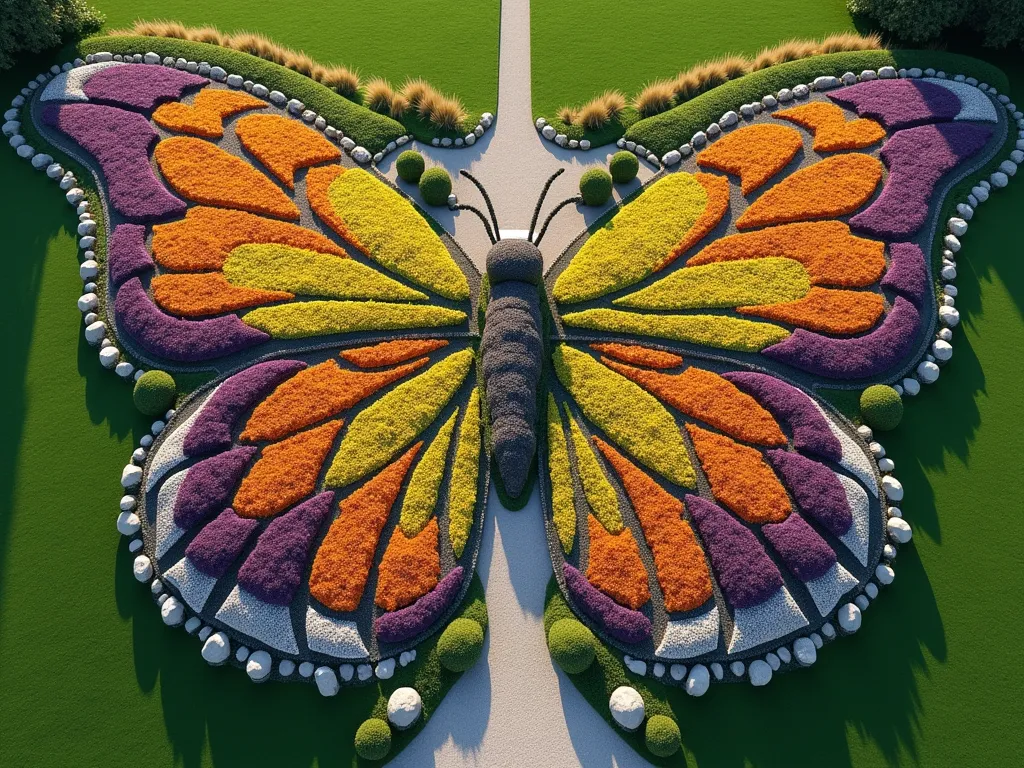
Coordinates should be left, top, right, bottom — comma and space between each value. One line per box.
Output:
437, 617, 485, 672
365, 78, 396, 114
557, 105, 579, 125
354, 718, 392, 761
579, 168, 613, 206
860, 384, 903, 430
419, 167, 453, 207
396, 150, 426, 183
633, 81, 675, 118
133, 370, 177, 416
608, 151, 639, 184
547, 617, 597, 674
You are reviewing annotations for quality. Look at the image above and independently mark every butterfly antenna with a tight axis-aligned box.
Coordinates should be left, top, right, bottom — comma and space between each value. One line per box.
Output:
534, 195, 583, 247
454, 204, 497, 244
528, 168, 565, 242
459, 170, 501, 240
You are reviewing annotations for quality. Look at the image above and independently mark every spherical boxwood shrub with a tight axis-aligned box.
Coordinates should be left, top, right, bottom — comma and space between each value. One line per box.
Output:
579, 168, 613, 206
547, 618, 596, 674
133, 370, 177, 416
645, 715, 681, 757
354, 718, 392, 761
396, 150, 426, 183
437, 617, 485, 672
609, 151, 639, 184
860, 384, 904, 431
419, 167, 452, 207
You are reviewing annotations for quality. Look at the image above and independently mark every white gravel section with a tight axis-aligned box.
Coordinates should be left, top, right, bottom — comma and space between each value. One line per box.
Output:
804, 562, 859, 616
728, 587, 808, 655
163, 556, 218, 612
40, 61, 124, 102
305, 607, 369, 660
145, 392, 216, 493
923, 78, 999, 123
154, 468, 188, 558
815, 402, 879, 496
215, 586, 299, 655
654, 605, 721, 659
836, 474, 871, 567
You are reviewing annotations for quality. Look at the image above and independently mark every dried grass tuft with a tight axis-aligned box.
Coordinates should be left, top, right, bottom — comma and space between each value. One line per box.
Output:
633, 81, 675, 118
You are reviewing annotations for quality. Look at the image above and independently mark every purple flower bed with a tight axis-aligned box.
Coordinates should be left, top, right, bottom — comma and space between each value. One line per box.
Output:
828, 79, 961, 131
563, 564, 652, 645
184, 360, 307, 456
762, 512, 837, 582
42, 103, 186, 223
766, 449, 853, 537
722, 372, 842, 462
173, 446, 257, 529
375, 567, 465, 644
687, 495, 783, 609
850, 123, 993, 239
185, 508, 259, 578
762, 296, 920, 379
82, 65, 207, 111
114, 277, 269, 362
108, 224, 154, 288
880, 242, 928, 306
236, 491, 334, 605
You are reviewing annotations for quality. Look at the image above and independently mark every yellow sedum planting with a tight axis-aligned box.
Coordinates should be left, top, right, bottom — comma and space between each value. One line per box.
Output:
242, 301, 465, 338
447, 388, 482, 557
552, 173, 708, 304
561, 309, 789, 353
547, 395, 576, 554
224, 244, 428, 302
326, 169, 470, 300
614, 258, 811, 310
325, 349, 474, 488
553, 346, 695, 488
399, 410, 459, 537
566, 411, 623, 534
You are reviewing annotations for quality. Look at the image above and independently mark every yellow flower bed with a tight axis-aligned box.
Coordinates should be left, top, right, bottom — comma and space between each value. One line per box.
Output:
399, 410, 458, 537
242, 300, 466, 338
447, 389, 481, 557
566, 412, 623, 534
546, 395, 576, 554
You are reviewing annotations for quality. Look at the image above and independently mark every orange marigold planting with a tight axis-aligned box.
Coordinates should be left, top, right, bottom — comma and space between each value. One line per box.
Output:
589, 342, 682, 370
686, 425, 791, 524
233, 420, 343, 518
686, 221, 886, 287
603, 359, 786, 446
153, 89, 265, 138
696, 123, 804, 194
308, 444, 421, 611
585, 515, 650, 610
306, 165, 364, 250
774, 102, 885, 153
735, 153, 882, 230
595, 439, 712, 612
154, 136, 301, 220
151, 272, 292, 317
235, 114, 341, 189
242, 358, 428, 442
654, 173, 730, 270
151, 206, 345, 272
375, 517, 441, 611
341, 338, 449, 368
738, 286, 885, 334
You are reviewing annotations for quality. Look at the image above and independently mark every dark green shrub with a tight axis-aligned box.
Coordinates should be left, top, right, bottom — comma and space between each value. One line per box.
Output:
419, 167, 452, 206
547, 618, 596, 674
0, 0, 104, 69
860, 384, 903, 431
133, 370, 177, 417
645, 715, 681, 757
848, 0, 1023, 49
396, 150, 425, 183
437, 617, 484, 672
354, 718, 391, 761
609, 151, 639, 184
579, 168, 613, 206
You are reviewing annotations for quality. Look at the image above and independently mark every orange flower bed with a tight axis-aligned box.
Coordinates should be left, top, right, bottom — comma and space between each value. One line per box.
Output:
308, 444, 421, 612
774, 102, 885, 152
151, 206, 345, 272
154, 137, 301, 220
686, 425, 791, 524
696, 124, 804, 194
341, 339, 449, 368
233, 419, 343, 518
602, 359, 786, 446
235, 114, 341, 189
589, 342, 682, 370
241, 358, 428, 442
151, 272, 292, 317
654, 173, 730, 270
153, 89, 265, 138
585, 514, 650, 610
595, 439, 712, 612
738, 286, 885, 334
735, 153, 882, 230
687, 221, 886, 287
375, 517, 441, 611
305, 165, 364, 250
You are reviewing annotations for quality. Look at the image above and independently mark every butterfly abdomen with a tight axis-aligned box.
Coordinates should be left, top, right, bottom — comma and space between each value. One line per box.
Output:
482, 240, 545, 498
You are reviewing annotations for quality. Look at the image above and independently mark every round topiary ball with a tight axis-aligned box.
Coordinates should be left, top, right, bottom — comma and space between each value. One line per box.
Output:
419, 167, 452, 206
860, 384, 904, 431
547, 618, 596, 674
609, 151, 639, 184
354, 718, 392, 761
437, 617, 485, 672
133, 370, 177, 416
579, 168, 613, 206
645, 715, 681, 757
396, 150, 425, 183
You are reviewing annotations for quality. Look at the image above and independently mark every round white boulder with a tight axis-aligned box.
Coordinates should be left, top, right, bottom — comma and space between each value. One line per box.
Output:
201, 632, 231, 665
888, 516, 913, 544
132, 554, 153, 582
388, 687, 423, 729
117, 510, 140, 535
670, 664, 686, 681
314, 666, 340, 696
876, 563, 895, 585
881, 475, 904, 501
160, 596, 184, 626
837, 602, 863, 633
686, 664, 710, 696
246, 650, 273, 682
917, 361, 940, 384
932, 339, 953, 361
608, 686, 645, 731
793, 637, 817, 666
938, 306, 960, 327
748, 659, 772, 686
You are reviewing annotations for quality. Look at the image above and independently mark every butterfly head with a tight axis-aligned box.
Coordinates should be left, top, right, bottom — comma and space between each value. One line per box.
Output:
485, 238, 543, 285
